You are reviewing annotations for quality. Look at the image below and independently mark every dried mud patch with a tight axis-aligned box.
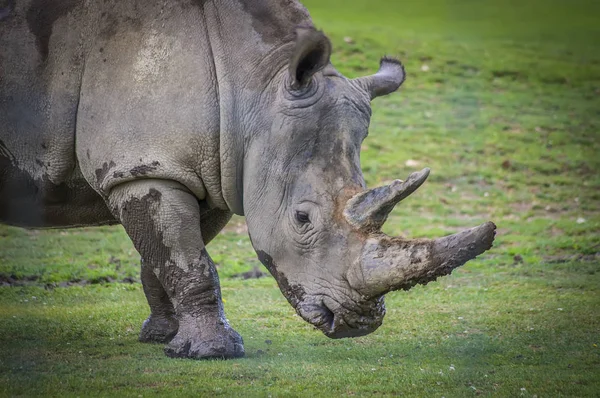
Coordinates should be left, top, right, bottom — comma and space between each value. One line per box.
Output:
0, 273, 139, 288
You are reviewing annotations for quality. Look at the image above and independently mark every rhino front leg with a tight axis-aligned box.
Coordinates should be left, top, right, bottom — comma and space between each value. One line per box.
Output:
138, 199, 231, 344
138, 262, 179, 343
109, 180, 244, 359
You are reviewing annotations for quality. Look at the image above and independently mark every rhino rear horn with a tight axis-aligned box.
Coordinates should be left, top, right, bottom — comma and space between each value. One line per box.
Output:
343, 168, 430, 232
354, 56, 406, 100
289, 26, 332, 90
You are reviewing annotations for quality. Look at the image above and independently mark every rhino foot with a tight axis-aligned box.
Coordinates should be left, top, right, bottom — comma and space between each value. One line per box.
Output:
139, 314, 179, 344
164, 321, 244, 360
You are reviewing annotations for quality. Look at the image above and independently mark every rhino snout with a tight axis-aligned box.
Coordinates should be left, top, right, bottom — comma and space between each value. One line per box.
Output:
296, 295, 385, 339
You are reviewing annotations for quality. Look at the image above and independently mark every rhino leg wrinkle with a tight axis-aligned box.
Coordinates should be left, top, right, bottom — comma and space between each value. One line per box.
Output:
0, 0, 495, 359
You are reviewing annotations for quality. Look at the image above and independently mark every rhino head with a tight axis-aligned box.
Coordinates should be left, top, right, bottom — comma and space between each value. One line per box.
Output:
243, 27, 496, 338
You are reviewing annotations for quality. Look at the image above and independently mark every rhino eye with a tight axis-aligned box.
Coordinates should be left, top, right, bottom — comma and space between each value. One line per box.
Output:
295, 211, 310, 224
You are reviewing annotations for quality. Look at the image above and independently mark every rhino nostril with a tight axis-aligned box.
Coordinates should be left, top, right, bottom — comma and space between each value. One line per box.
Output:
320, 301, 335, 333
296, 302, 335, 332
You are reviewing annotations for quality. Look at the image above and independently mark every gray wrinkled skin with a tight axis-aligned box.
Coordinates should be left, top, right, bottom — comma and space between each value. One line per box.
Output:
0, 0, 496, 359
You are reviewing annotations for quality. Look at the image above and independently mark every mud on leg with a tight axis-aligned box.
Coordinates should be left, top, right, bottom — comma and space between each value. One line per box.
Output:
109, 180, 244, 359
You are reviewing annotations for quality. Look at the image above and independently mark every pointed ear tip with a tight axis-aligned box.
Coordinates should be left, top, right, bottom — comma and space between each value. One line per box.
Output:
380, 56, 403, 66
292, 25, 332, 58
295, 24, 329, 40
377, 56, 406, 91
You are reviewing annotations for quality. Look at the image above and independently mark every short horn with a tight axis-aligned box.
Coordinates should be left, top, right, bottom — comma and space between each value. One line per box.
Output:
347, 222, 497, 298
343, 168, 430, 232
353, 56, 406, 100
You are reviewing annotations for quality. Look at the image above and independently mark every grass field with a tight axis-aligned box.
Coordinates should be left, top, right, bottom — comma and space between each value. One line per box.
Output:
1, 0, 599, 396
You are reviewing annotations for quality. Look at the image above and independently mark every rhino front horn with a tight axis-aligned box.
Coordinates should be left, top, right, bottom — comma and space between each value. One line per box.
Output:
348, 222, 497, 298
343, 168, 430, 232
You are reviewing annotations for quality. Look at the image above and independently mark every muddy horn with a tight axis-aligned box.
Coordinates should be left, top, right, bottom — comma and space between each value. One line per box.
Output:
347, 222, 496, 298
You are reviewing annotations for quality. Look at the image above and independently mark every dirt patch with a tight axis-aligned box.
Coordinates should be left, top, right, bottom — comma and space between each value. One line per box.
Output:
0, 274, 38, 287
544, 253, 600, 264
491, 70, 527, 80
232, 266, 269, 280
0, 273, 139, 288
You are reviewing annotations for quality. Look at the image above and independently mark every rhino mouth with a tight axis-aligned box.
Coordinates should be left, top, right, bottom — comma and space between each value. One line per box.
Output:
296, 296, 386, 339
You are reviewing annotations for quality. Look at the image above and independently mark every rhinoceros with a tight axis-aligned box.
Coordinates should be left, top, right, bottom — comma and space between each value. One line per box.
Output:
0, 0, 496, 359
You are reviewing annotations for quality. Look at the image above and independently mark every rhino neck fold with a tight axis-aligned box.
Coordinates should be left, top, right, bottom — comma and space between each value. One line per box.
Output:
202, 0, 313, 215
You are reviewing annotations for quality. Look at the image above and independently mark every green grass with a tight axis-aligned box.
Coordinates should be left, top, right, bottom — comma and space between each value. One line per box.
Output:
1, 0, 599, 396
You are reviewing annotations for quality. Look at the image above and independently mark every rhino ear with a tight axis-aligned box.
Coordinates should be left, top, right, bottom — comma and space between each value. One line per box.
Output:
288, 26, 332, 90
354, 56, 406, 100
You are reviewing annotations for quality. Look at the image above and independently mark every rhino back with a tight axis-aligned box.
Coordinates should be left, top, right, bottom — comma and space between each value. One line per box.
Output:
75, 0, 225, 207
